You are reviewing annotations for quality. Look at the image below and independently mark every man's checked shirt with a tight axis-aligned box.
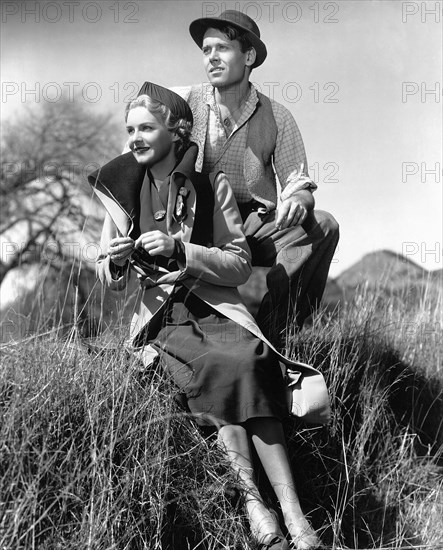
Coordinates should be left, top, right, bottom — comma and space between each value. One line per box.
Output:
200, 84, 317, 204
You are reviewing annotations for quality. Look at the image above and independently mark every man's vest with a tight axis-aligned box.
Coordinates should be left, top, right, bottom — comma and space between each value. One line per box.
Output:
181, 84, 279, 211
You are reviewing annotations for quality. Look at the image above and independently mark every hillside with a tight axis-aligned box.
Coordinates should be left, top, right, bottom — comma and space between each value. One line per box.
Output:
336, 249, 430, 290
325, 250, 442, 310
238, 250, 441, 316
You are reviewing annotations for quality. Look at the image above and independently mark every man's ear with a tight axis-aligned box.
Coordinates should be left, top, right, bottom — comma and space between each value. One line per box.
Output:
171, 132, 180, 142
245, 47, 256, 67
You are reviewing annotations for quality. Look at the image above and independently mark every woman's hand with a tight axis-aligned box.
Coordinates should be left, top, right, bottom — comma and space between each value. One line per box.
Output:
108, 236, 135, 266
135, 230, 175, 258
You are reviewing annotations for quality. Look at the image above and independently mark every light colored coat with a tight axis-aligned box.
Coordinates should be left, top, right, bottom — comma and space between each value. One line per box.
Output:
94, 161, 330, 424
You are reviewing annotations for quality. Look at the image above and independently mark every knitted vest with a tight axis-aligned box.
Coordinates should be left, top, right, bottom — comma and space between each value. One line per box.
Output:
183, 84, 279, 211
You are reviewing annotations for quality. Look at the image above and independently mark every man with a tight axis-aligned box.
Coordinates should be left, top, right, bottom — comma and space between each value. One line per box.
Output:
177, 10, 340, 349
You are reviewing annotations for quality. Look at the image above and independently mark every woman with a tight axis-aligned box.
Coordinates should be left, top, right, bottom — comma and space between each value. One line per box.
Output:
89, 81, 328, 550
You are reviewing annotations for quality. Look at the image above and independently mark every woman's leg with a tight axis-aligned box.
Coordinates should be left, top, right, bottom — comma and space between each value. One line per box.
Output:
247, 417, 322, 550
217, 424, 287, 546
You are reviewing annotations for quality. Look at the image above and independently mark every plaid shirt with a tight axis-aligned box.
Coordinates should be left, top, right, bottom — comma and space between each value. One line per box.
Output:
200, 84, 317, 203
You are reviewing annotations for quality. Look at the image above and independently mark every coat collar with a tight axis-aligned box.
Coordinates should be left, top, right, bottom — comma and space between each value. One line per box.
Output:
88, 144, 198, 238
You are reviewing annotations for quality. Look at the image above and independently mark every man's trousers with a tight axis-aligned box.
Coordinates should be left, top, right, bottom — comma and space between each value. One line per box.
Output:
240, 206, 340, 346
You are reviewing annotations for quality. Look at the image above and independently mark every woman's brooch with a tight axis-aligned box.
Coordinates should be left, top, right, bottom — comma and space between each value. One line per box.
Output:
174, 186, 190, 223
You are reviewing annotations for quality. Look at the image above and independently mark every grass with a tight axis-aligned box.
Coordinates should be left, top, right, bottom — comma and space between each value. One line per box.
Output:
0, 276, 442, 549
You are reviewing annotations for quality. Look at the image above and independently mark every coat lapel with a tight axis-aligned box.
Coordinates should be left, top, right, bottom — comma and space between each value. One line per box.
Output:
89, 145, 199, 241
93, 186, 133, 237
165, 143, 199, 242
167, 174, 196, 243
88, 151, 146, 237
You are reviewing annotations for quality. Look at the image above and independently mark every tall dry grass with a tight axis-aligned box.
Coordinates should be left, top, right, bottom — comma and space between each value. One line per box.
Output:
283, 280, 442, 549
0, 276, 442, 549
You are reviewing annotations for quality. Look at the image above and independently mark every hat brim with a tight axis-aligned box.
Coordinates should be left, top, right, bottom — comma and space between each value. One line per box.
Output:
189, 17, 267, 68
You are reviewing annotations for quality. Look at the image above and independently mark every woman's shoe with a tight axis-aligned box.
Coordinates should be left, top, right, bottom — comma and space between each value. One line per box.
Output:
289, 531, 323, 550
288, 518, 323, 550
257, 533, 290, 550
289, 541, 323, 550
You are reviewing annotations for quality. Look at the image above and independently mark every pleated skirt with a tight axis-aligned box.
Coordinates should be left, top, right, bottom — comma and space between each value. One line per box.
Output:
150, 286, 287, 427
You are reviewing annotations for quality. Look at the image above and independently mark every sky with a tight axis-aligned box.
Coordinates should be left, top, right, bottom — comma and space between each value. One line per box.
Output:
1, 0, 442, 278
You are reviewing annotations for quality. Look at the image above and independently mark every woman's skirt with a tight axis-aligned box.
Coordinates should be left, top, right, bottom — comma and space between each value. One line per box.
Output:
150, 285, 287, 426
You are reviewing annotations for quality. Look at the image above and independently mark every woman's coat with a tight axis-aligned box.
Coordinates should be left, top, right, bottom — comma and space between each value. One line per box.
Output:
89, 146, 331, 424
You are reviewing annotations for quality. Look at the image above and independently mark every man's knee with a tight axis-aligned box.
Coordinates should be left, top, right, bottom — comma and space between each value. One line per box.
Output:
296, 210, 339, 248
311, 210, 339, 238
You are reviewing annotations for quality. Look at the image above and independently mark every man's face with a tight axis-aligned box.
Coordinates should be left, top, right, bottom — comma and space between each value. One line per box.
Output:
202, 28, 253, 88
126, 106, 175, 167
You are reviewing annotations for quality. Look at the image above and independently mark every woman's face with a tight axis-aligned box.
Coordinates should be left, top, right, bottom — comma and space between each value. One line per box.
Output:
126, 106, 176, 169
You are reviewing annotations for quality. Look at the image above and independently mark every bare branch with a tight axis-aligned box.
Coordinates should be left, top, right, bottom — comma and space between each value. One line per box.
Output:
1, 99, 121, 283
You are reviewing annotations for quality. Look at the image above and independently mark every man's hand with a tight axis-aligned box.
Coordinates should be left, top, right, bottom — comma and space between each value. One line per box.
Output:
109, 237, 135, 266
135, 230, 176, 258
275, 190, 315, 230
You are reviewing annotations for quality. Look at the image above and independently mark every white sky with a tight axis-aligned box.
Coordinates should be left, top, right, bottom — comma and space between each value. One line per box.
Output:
1, 0, 442, 277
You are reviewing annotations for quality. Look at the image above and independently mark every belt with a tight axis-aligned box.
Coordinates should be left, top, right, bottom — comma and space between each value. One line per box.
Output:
238, 200, 268, 222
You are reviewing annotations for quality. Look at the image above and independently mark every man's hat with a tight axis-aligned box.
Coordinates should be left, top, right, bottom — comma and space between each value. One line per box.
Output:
137, 81, 193, 124
189, 10, 267, 68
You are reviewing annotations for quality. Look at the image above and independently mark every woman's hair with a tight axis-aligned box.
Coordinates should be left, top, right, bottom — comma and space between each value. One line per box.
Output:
125, 95, 192, 160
